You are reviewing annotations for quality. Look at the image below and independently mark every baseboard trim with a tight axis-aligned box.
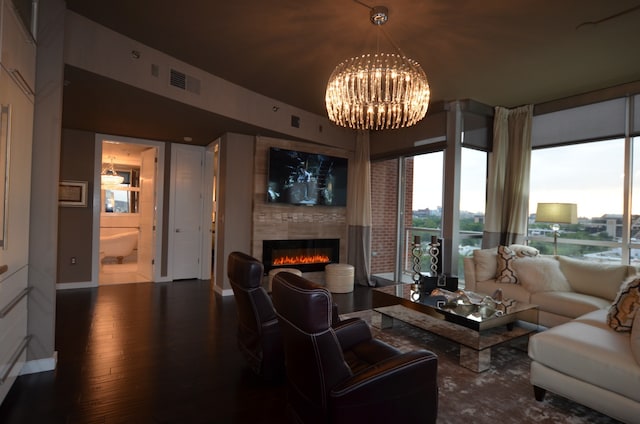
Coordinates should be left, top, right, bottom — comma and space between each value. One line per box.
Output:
56, 281, 97, 290
20, 351, 58, 375
213, 285, 233, 296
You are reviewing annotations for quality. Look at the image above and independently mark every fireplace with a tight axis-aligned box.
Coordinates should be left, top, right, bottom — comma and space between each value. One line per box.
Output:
262, 239, 340, 273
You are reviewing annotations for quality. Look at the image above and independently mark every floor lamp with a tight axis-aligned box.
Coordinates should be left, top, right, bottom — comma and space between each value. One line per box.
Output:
535, 203, 578, 255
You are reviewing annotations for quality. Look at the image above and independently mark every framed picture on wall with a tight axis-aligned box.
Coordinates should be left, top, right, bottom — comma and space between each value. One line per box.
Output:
59, 180, 88, 207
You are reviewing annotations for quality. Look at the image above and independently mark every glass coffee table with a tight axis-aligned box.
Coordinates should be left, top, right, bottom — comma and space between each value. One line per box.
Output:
372, 284, 539, 372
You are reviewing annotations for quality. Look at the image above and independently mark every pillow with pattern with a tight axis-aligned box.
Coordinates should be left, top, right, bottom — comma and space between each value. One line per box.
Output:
632, 312, 640, 366
496, 245, 518, 284
607, 277, 640, 332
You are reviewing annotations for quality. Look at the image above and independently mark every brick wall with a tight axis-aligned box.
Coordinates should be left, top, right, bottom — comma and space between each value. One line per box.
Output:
371, 158, 413, 275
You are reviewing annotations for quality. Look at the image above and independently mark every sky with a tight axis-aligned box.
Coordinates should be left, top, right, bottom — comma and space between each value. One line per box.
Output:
412, 138, 632, 219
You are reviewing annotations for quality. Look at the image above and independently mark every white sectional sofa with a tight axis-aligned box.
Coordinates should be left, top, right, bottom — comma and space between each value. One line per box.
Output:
528, 309, 640, 423
462, 246, 636, 327
463, 245, 640, 422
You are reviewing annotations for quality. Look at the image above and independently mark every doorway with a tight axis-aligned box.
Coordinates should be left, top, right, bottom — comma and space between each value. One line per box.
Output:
207, 141, 219, 279
93, 135, 165, 285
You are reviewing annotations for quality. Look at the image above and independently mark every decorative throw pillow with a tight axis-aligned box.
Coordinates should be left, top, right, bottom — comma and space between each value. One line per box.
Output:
508, 244, 540, 258
631, 313, 640, 366
558, 256, 630, 301
511, 257, 572, 293
607, 277, 640, 332
472, 247, 498, 282
496, 245, 518, 284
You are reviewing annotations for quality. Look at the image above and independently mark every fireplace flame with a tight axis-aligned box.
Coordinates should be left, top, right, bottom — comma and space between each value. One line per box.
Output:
273, 254, 331, 266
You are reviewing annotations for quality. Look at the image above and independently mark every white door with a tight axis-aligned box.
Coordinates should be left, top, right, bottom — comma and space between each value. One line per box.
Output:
137, 147, 156, 281
171, 145, 204, 279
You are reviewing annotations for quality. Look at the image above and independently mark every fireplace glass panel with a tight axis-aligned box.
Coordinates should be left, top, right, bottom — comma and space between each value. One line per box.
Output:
263, 239, 339, 273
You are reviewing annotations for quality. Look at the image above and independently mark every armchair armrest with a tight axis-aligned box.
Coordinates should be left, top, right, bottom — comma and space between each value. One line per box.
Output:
332, 318, 372, 351
329, 350, 438, 423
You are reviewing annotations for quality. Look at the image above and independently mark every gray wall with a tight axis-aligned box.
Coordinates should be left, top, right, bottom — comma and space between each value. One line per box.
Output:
214, 133, 254, 292
57, 129, 95, 282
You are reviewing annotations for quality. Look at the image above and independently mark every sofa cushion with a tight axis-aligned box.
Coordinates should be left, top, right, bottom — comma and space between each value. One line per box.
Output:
528, 309, 640, 403
496, 245, 518, 284
512, 257, 571, 293
632, 313, 640, 366
472, 247, 497, 282
607, 277, 640, 332
531, 291, 610, 320
557, 256, 629, 301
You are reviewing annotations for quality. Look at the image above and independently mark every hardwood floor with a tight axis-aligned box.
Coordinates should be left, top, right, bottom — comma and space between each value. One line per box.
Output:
0, 280, 373, 423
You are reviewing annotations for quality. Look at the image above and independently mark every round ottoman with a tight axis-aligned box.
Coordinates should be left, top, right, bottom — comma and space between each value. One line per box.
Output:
267, 268, 302, 292
325, 263, 354, 293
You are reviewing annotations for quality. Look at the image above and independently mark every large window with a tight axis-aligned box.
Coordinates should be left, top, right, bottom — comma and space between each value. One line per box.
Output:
371, 152, 445, 284
630, 136, 640, 262
458, 147, 487, 275
371, 146, 487, 283
529, 138, 627, 261
410, 152, 444, 280
371, 96, 639, 279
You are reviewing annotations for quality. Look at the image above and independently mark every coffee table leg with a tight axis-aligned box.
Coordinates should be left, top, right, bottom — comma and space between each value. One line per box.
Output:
371, 311, 394, 329
460, 346, 491, 372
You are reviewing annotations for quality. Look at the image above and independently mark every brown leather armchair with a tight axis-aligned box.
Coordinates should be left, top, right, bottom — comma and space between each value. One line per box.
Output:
272, 272, 439, 424
227, 251, 284, 380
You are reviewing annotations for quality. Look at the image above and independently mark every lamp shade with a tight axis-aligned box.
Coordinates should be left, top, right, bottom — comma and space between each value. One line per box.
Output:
535, 203, 578, 224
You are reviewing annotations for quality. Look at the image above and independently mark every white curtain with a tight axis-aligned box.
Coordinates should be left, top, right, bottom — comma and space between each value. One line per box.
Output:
347, 131, 373, 286
483, 105, 533, 248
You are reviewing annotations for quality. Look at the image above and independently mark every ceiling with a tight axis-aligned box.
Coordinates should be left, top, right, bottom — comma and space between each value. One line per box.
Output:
62, 0, 640, 146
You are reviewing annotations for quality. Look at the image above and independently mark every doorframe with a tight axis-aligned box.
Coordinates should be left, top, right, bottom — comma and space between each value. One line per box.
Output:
201, 139, 220, 281
91, 134, 168, 285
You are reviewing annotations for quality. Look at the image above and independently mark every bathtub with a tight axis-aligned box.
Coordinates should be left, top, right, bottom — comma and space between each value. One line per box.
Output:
100, 230, 138, 263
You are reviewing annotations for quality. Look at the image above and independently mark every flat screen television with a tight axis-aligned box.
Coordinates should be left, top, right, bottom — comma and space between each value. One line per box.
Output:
267, 147, 348, 206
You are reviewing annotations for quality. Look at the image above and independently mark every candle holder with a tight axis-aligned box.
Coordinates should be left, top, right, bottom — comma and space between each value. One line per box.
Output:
428, 236, 440, 277
412, 236, 422, 286
428, 236, 447, 289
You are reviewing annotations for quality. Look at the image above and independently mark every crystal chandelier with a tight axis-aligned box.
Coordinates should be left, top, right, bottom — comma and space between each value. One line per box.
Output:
325, 5, 430, 130
101, 156, 124, 186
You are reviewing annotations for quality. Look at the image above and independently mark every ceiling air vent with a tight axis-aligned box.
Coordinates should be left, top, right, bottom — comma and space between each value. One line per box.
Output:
170, 69, 186, 89
169, 69, 201, 95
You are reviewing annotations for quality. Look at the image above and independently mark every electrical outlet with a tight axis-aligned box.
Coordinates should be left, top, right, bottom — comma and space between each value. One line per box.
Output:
70, 257, 77, 265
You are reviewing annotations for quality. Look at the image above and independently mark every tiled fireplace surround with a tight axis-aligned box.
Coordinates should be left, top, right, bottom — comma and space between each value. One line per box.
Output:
252, 137, 350, 280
